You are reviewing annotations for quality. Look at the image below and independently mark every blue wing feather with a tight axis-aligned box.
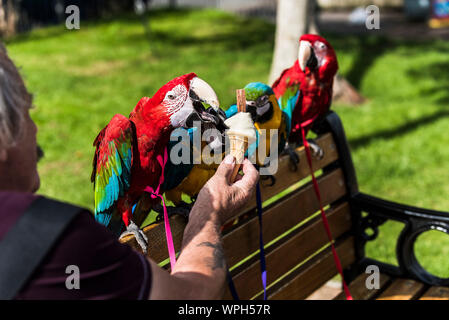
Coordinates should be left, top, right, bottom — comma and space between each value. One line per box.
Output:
92, 115, 134, 229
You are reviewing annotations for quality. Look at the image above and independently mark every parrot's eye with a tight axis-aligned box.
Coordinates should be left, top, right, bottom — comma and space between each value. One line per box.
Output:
316, 42, 326, 50
167, 94, 176, 100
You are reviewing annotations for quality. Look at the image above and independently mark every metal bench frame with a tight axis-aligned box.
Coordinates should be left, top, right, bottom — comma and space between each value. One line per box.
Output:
324, 111, 449, 287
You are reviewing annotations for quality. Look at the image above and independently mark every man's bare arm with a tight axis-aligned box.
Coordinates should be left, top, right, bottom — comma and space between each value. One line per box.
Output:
148, 156, 259, 299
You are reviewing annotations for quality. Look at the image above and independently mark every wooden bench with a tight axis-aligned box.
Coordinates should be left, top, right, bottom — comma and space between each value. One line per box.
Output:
121, 111, 449, 300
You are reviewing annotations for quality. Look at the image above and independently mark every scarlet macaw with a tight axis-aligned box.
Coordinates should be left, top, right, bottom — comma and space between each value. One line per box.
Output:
272, 36, 351, 298
272, 34, 338, 157
91, 73, 220, 251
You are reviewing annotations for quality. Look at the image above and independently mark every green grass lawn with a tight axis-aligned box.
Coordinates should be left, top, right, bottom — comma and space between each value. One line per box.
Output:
6, 8, 449, 277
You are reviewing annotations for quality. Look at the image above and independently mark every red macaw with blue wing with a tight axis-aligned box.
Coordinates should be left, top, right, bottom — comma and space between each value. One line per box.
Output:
91, 73, 220, 251
272, 34, 338, 157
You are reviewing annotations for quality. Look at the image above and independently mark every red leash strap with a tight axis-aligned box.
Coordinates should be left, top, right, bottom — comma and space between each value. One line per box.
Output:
300, 124, 353, 300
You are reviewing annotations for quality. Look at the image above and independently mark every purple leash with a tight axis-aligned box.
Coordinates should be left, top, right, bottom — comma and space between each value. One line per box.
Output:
256, 182, 267, 300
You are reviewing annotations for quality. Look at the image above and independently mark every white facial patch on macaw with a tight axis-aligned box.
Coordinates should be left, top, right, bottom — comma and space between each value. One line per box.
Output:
313, 41, 327, 68
315, 41, 326, 51
164, 84, 194, 127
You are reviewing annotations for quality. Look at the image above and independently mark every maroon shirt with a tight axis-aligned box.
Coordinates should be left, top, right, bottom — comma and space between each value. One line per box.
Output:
0, 192, 151, 300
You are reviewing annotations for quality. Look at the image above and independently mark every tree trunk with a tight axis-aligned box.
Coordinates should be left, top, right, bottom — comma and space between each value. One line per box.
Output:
268, 0, 364, 105
268, 0, 311, 84
0, 0, 19, 37
332, 74, 365, 105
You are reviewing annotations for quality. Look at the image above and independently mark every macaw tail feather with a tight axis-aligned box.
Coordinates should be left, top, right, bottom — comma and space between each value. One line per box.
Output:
95, 211, 112, 227
95, 207, 125, 238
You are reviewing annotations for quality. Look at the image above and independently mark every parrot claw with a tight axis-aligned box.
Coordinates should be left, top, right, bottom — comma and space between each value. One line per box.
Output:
307, 139, 324, 160
261, 175, 276, 187
119, 221, 148, 253
154, 202, 192, 222
282, 144, 300, 172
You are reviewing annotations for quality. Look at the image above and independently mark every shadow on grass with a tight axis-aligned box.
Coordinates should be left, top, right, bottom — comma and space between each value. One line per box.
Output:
349, 109, 449, 150
408, 61, 449, 106
343, 36, 394, 90
124, 11, 275, 52
4, 25, 69, 44
5, 10, 145, 45
326, 34, 449, 92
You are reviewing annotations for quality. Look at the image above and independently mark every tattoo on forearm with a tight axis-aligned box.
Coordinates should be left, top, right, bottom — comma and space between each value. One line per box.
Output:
198, 241, 225, 270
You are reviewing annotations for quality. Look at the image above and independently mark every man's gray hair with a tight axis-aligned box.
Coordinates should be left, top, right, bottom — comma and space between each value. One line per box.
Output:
0, 42, 32, 150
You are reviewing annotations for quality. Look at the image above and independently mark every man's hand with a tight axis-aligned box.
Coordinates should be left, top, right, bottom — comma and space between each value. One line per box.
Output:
194, 155, 259, 225
148, 155, 259, 300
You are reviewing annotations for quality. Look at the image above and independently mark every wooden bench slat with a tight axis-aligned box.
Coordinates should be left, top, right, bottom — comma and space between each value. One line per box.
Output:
377, 279, 426, 300
333, 273, 392, 300
228, 132, 339, 220
223, 168, 346, 268
419, 286, 449, 300
262, 237, 355, 300
224, 202, 351, 299
120, 168, 345, 265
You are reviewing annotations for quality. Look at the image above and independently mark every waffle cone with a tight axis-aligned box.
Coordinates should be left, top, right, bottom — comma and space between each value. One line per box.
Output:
229, 134, 248, 182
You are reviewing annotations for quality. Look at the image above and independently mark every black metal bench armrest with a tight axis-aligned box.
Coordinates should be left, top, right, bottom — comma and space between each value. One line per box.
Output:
352, 192, 449, 224
350, 192, 449, 286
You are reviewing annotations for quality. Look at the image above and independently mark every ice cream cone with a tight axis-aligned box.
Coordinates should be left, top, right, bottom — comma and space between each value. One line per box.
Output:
224, 90, 256, 183
229, 134, 248, 182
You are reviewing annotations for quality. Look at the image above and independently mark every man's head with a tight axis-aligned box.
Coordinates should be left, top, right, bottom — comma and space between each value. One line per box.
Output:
0, 43, 39, 193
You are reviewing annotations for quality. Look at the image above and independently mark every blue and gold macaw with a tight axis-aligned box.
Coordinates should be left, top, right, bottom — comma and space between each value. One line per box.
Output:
225, 82, 298, 176
163, 110, 227, 211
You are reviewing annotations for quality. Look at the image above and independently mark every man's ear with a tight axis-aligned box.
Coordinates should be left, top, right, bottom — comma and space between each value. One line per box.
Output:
0, 148, 7, 162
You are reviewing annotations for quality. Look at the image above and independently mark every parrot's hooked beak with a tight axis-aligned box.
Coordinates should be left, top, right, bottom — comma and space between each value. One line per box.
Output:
185, 77, 224, 129
183, 77, 227, 154
189, 77, 220, 111
298, 41, 318, 72
246, 95, 272, 123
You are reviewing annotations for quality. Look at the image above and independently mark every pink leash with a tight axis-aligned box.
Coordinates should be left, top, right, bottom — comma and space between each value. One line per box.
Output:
144, 148, 177, 270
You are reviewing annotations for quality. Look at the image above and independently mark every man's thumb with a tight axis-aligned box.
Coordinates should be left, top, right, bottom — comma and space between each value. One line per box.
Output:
215, 154, 236, 182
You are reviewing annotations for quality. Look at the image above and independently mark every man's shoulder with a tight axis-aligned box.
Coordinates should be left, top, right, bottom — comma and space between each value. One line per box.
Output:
0, 191, 38, 240
0, 192, 93, 241
0, 191, 38, 208
11, 195, 152, 299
